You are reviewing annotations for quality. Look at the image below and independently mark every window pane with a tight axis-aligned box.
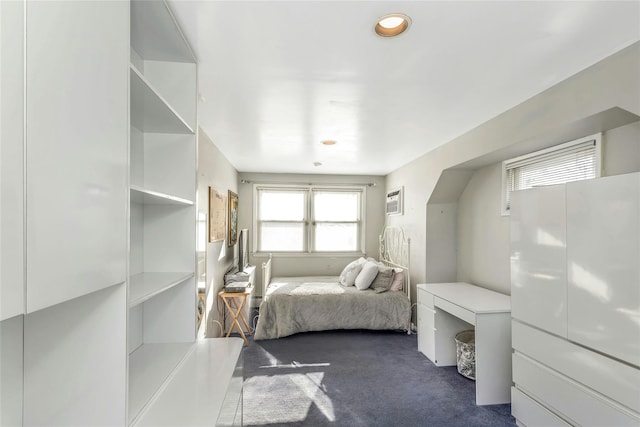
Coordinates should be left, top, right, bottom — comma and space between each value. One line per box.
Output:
314, 192, 359, 221
315, 223, 358, 251
259, 190, 305, 221
260, 222, 304, 251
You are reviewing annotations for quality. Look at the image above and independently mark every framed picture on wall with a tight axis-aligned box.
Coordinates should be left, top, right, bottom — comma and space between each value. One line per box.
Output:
228, 190, 238, 247
208, 187, 226, 242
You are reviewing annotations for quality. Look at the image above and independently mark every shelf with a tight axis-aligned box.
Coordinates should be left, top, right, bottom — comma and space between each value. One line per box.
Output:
133, 339, 243, 426
128, 342, 193, 425
129, 272, 194, 308
130, 0, 194, 63
130, 185, 194, 206
130, 65, 194, 134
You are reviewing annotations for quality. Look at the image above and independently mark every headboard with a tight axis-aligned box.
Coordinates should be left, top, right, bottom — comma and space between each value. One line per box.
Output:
379, 226, 411, 302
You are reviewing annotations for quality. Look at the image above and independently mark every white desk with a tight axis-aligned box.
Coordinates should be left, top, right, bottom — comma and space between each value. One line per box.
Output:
417, 282, 511, 405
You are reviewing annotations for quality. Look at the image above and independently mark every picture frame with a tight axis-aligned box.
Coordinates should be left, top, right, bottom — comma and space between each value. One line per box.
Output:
208, 187, 226, 242
385, 187, 403, 215
227, 190, 239, 247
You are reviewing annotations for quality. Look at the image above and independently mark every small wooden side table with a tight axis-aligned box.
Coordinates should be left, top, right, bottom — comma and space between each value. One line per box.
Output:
218, 286, 254, 345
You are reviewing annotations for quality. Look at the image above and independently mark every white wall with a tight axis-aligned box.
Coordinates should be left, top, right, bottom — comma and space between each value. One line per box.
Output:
197, 128, 238, 337
386, 42, 640, 300
603, 121, 640, 176
237, 172, 386, 299
456, 121, 640, 295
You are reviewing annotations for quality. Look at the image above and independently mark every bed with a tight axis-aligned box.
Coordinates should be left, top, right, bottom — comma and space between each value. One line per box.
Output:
253, 227, 411, 340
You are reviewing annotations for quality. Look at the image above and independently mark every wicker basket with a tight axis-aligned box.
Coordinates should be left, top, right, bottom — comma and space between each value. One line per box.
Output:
455, 330, 476, 380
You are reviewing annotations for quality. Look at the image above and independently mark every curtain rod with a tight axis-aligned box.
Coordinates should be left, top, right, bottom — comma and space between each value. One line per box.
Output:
240, 179, 376, 187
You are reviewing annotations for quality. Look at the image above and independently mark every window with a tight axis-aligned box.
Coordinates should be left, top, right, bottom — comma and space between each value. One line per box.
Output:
502, 133, 602, 214
255, 185, 364, 253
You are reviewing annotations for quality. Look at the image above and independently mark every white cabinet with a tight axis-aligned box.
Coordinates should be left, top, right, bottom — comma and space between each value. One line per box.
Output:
1, 11, 25, 423
24, 0, 129, 313
2, 1, 129, 425
510, 172, 640, 426
510, 184, 567, 337
1, 0, 25, 322
566, 173, 640, 366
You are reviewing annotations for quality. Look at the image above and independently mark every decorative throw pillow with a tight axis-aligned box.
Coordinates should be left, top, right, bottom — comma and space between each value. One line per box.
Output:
371, 264, 394, 293
339, 257, 366, 286
389, 268, 405, 292
354, 261, 379, 290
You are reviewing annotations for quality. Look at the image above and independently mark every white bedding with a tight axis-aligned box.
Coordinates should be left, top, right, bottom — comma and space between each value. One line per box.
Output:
254, 276, 411, 340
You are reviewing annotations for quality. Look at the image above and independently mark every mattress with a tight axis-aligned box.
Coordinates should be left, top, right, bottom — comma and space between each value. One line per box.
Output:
254, 276, 411, 340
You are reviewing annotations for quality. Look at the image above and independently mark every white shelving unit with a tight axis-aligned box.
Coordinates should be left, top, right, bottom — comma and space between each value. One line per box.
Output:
1, 2, 243, 425
127, 0, 198, 423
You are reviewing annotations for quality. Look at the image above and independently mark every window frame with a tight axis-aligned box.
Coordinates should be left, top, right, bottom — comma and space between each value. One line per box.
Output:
501, 133, 602, 215
253, 184, 366, 256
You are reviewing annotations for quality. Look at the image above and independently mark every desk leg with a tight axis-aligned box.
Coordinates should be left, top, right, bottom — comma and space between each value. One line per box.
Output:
475, 313, 512, 405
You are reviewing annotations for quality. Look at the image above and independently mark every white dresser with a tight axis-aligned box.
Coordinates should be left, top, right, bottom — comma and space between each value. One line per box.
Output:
510, 172, 640, 426
417, 282, 511, 405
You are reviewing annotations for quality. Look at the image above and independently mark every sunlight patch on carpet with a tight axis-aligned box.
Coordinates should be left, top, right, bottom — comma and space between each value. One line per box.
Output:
243, 372, 335, 425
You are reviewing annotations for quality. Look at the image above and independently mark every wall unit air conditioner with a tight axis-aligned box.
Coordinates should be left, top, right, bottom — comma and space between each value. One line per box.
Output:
386, 187, 403, 215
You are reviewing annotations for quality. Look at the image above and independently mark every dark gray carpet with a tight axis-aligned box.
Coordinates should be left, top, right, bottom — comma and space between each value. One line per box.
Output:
242, 329, 516, 427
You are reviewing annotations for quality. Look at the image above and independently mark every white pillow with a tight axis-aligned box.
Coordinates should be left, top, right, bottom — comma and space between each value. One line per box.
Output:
339, 257, 366, 286
354, 261, 379, 290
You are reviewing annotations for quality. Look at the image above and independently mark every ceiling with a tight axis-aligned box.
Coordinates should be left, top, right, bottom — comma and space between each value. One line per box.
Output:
169, 1, 640, 176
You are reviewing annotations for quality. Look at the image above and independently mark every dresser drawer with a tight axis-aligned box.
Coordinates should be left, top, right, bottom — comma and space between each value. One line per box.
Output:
513, 353, 640, 426
511, 387, 570, 427
435, 297, 475, 325
513, 321, 640, 413
417, 302, 435, 361
416, 285, 434, 308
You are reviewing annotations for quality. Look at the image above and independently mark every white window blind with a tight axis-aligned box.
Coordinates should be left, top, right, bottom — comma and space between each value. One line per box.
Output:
503, 133, 601, 213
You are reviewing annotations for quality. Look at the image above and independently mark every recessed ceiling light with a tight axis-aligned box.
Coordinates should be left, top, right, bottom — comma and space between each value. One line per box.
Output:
374, 13, 411, 37
321, 140, 337, 146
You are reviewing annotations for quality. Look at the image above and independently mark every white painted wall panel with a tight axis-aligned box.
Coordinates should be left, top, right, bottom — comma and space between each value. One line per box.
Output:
25, 0, 128, 312
143, 204, 195, 272
143, 279, 195, 343
566, 173, 640, 367
143, 61, 197, 131
144, 133, 196, 202
1, 0, 25, 321
510, 185, 567, 336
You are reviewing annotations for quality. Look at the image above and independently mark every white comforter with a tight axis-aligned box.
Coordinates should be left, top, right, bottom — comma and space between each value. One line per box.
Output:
254, 276, 411, 340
